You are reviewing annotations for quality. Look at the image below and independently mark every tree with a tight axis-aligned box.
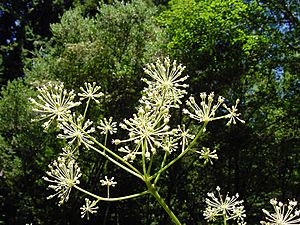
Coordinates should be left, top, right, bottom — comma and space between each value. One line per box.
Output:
0, 0, 76, 87
158, 0, 299, 223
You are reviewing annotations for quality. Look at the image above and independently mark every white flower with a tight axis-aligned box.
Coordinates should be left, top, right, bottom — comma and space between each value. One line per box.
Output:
30, 82, 81, 129
57, 114, 95, 148
80, 198, 99, 220
177, 124, 195, 151
160, 135, 179, 154
196, 147, 218, 165
118, 146, 141, 162
100, 176, 117, 187
260, 199, 300, 225
184, 93, 245, 128
117, 104, 173, 159
223, 99, 245, 126
78, 82, 104, 103
204, 186, 246, 223
97, 117, 118, 135
59, 145, 77, 159
43, 157, 82, 205
100, 176, 117, 198
183, 92, 224, 124
142, 57, 189, 108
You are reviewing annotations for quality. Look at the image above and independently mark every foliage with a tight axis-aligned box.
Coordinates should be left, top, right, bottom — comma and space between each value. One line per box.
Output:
0, 0, 75, 87
158, 0, 299, 223
0, 79, 66, 224
26, 0, 165, 120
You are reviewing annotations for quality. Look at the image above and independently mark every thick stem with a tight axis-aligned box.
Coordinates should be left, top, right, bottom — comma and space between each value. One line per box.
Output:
223, 214, 227, 225
146, 181, 181, 225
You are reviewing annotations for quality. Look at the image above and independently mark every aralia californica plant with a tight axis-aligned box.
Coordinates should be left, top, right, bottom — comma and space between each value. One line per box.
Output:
30, 57, 245, 224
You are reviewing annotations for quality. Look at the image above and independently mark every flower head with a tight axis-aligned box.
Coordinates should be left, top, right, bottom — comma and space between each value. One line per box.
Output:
204, 186, 246, 223
43, 157, 82, 205
196, 147, 218, 165
80, 198, 99, 220
116, 104, 174, 159
100, 176, 117, 187
160, 135, 179, 154
78, 82, 104, 103
59, 145, 78, 160
183, 92, 224, 124
142, 57, 189, 109
57, 114, 95, 148
30, 82, 81, 129
260, 199, 300, 225
118, 146, 141, 162
223, 99, 245, 126
97, 117, 118, 135
177, 124, 195, 151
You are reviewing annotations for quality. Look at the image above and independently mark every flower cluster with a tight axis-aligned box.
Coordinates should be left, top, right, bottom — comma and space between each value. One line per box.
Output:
100, 176, 117, 187
115, 104, 176, 159
57, 114, 95, 148
260, 199, 300, 225
43, 157, 82, 205
80, 198, 99, 220
204, 186, 246, 224
97, 117, 118, 135
30, 82, 81, 129
177, 125, 195, 150
100, 176, 117, 198
183, 92, 244, 128
78, 82, 104, 103
196, 147, 218, 165
141, 57, 189, 109
59, 145, 77, 160
183, 92, 224, 123
223, 99, 245, 126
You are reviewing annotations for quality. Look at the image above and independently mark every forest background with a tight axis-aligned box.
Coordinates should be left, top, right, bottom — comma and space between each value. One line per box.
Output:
0, 0, 299, 224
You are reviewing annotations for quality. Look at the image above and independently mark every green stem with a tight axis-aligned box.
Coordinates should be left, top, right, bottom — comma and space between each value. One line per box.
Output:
223, 214, 227, 225
146, 181, 181, 225
104, 132, 108, 147
142, 140, 147, 176
91, 137, 142, 176
87, 144, 144, 180
147, 153, 154, 176
83, 98, 91, 119
154, 151, 168, 185
75, 185, 148, 201
150, 122, 208, 180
